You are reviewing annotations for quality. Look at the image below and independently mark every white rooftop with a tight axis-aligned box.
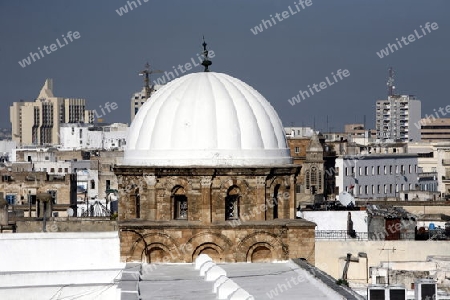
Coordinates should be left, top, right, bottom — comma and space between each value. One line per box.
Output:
124, 72, 291, 167
133, 261, 359, 299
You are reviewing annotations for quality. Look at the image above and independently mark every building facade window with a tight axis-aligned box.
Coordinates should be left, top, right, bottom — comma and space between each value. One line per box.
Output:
172, 186, 188, 220
305, 171, 310, 189
295, 147, 300, 153
225, 186, 240, 220
318, 171, 322, 190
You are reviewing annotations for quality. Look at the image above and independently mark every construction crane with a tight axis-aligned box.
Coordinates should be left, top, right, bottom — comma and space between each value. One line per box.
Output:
139, 62, 163, 98
387, 67, 396, 97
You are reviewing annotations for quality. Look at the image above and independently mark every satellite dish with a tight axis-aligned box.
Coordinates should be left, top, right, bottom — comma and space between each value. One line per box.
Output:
67, 208, 74, 217
338, 191, 355, 207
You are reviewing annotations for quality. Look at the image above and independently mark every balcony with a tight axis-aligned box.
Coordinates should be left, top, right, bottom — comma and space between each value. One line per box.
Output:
315, 230, 368, 241
418, 172, 437, 180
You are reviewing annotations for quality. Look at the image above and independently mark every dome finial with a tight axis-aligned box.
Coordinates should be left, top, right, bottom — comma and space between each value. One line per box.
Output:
201, 36, 212, 72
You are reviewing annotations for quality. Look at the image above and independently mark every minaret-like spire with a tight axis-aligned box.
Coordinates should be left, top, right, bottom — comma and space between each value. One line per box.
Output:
201, 36, 212, 72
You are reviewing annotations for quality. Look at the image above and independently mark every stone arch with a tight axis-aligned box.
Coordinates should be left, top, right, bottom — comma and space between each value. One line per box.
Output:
248, 242, 275, 263
219, 179, 250, 195
126, 231, 179, 262
145, 242, 171, 263
236, 231, 288, 262
192, 243, 223, 262
187, 231, 233, 263
122, 230, 146, 262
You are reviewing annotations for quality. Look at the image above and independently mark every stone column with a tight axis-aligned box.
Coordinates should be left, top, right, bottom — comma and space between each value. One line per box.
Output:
200, 176, 212, 224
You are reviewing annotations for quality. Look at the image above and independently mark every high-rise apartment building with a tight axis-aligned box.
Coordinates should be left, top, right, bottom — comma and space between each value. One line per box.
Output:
130, 86, 162, 122
375, 95, 421, 142
10, 79, 94, 146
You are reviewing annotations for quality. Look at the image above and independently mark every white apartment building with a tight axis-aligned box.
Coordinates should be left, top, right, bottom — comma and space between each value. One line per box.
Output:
10, 79, 94, 146
59, 123, 128, 150
375, 95, 421, 142
130, 85, 163, 122
335, 154, 419, 200
284, 127, 315, 138
408, 142, 450, 196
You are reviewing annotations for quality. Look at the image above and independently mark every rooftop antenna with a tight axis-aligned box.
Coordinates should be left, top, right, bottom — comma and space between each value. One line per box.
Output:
378, 247, 403, 286
139, 62, 162, 98
201, 36, 212, 72
387, 67, 396, 97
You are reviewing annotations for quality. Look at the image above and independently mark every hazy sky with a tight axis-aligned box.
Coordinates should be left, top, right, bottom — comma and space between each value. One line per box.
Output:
1, 0, 449, 132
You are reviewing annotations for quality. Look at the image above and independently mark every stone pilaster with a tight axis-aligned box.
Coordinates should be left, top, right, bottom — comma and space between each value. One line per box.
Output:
255, 176, 266, 221
143, 174, 157, 220
200, 176, 212, 224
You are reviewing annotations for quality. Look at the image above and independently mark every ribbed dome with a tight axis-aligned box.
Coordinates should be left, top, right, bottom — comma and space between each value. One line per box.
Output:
124, 72, 291, 166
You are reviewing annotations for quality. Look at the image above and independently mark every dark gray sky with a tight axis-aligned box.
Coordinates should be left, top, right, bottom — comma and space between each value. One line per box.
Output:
1, 0, 448, 132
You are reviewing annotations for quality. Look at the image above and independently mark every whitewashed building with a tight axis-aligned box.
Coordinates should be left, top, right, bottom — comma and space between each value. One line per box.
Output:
59, 123, 128, 150
335, 154, 419, 200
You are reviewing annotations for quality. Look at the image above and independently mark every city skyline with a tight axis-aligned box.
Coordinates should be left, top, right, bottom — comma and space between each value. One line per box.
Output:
1, 0, 449, 132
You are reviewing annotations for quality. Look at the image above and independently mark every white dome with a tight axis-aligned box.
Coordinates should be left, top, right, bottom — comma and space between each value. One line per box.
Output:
124, 72, 291, 167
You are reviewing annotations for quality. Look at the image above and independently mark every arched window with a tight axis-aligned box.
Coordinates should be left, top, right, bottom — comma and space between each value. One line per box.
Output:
318, 170, 322, 190
305, 171, 310, 189
135, 188, 140, 219
311, 167, 317, 185
172, 186, 187, 220
272, 184, 280, 219
225, 186, 240, 220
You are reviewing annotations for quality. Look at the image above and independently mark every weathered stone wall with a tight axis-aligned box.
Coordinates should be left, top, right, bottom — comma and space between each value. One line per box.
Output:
115, 166, 300, 223
114, 166, 317, 264
119, 221, 315, 264
16, 218, 118, 232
